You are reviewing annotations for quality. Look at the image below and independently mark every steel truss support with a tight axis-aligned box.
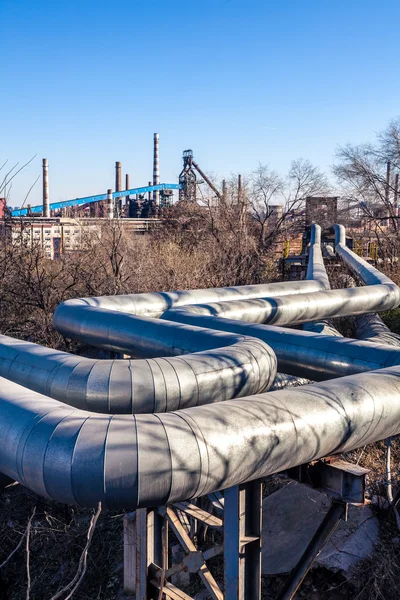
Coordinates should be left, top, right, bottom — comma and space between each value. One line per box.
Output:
127, 460, 368, 599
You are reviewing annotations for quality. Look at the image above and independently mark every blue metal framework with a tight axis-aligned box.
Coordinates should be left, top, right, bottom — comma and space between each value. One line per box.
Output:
11, 183, 182, 217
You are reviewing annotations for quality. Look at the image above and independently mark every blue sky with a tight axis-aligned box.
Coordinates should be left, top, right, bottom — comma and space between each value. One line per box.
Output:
2, 0, 400, 207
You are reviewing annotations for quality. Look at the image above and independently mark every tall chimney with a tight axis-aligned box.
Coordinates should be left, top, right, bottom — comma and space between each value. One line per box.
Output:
42, 158, 50, 218
107, 188, 114, 219
153, 133, 160, 206
125, 174, 130, 191
115, 162, 122, 192
148, 181, 152, 202
238, 174, 242, 202
222, 179, 227, 203
386, 161, 391, 205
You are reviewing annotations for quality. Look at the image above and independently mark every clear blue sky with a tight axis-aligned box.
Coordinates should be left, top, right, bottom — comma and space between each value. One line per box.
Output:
2, 0, 400, 207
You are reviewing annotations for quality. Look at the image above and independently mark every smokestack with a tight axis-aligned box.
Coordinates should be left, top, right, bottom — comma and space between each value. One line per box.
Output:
42, 158, 49, 218
115, 162, 122, 192
125, 174, 130, 191
107, 188, 114, 219
238, 174, 242, 202
148, 181, 152, 202
153, 133, 160, 206
386, 161, 391, 205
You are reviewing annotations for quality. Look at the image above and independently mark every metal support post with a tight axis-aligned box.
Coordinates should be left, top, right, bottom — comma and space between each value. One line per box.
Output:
135, 507, 167, 600
123, 511, 136, 594
224, 480, 263, 600
277, 502, 347, 600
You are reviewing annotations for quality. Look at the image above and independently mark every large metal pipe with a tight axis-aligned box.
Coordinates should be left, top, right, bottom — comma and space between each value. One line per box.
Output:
54, 279, 328, 349
333, 224, 393, 286
0, 231, 328, 408
161, 228, 400, 324
153, 133, 160, 206
0, 325, 276, 413
42, 158, 49, 218
2, 362, 400, 508
303, 224, 342, 336
161, 313, 400, 380
1, 223, 400, 510
354, 313, 400, 347
162, 284, 399, 326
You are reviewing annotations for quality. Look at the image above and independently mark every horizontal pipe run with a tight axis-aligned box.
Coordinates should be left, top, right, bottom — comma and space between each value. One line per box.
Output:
160, 313, 400, 381
54, 280, 326, 326
2, 363, 400, 508
0, 323, 276, 413
162, 283, 400, 326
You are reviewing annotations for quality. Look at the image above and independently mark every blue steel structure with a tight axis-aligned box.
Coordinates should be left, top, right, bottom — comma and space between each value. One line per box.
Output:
11, 183, 182, 217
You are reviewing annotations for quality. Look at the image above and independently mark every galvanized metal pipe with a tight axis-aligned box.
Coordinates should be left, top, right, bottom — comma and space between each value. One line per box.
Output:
161, 313, 400, 381
163, 284, 399, 326
0, 324, 276, 413
303, 224, 342, 336
54, 279, 326, 348
333, 224, 395, 287
0, 223, 400, 510
2, 363, 400, 508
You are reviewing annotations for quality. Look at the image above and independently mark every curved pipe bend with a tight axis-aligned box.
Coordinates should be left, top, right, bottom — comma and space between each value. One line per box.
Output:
354, 313, 400, 347
2, 365, 400, 509
54, 279, 326, 326
0, 322, 277, 413
163, 225, 400, 325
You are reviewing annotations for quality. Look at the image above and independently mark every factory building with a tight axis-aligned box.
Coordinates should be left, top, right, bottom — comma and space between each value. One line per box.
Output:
0, 217, 161, 260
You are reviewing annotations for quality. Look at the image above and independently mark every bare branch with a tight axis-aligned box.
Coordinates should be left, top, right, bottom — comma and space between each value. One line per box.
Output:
21, 175, 41, 209
49, 502, 102, 600
0, 155, 37, 196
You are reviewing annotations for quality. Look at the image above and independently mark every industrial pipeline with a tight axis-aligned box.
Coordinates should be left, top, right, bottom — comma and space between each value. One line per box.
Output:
0, 225, 400, 509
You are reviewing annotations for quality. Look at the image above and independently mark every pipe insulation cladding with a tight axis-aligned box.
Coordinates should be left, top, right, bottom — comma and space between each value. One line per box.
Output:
2, 365, 400, 508
0, 325, 277, 413
0, 225, 400, 509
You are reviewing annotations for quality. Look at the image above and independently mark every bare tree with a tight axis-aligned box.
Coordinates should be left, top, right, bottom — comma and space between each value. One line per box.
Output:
248, 159, 330, 249
334, 119, 400, 258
